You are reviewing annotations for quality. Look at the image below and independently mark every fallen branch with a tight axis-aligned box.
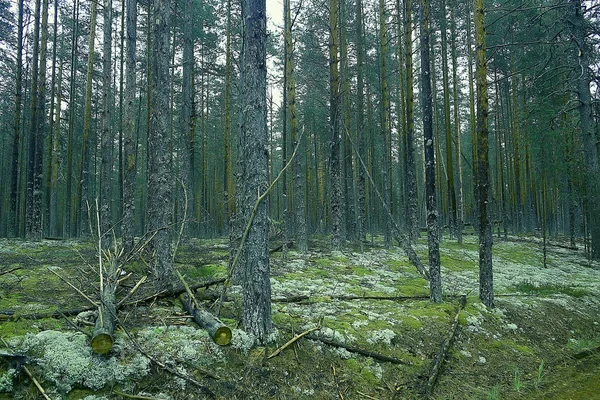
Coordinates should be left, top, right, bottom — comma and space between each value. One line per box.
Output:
113, 389, 166, 400
215, 130, 304, 315
0, 267, 21, 277
303, 332, 412, 365
180, 294, 232, 346
121, 278, 226, 307
268, 326, 320, 359
425, 295, 467, 396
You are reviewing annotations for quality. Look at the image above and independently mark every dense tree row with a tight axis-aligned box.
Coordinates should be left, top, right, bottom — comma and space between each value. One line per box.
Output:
1, 0, 599, 335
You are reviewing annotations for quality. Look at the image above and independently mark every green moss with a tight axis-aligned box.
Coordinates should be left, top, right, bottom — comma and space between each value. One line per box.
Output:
345, 358, 380, 386
394, 278, 429, 296
440, 254, 477, 272
488, 338, 534, 355
314, 258, 334, 268
400, 316, 423, 330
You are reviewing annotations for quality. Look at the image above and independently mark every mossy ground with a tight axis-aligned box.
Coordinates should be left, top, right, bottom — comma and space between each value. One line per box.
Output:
0, 233, 599, 399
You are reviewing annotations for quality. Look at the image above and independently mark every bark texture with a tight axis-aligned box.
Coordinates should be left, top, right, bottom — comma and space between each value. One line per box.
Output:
474, 0, 494, 307
122, 0, 137, 254
100, 0, 113, 243
419, 0, 441, 303
239, 0, 272, 343
148, 0, 174, 286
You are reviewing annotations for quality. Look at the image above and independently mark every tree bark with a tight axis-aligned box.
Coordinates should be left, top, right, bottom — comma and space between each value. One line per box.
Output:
180, 295, 232, 346
379, 0, 392, 248
420, 0, 441, 303
329, 0, 343, 250
122, 0, 137, 254
239, 0, 272, 343
148, 0, 174, 286
100, 0, 114, 244
474, 0, 494, 308
355, 0, 366, 247
568, 0, 600, 260
10, 0, 24, 237
404, 0, 419, 241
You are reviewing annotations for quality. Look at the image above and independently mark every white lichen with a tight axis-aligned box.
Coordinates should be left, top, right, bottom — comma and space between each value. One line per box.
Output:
367, 329, 396, 345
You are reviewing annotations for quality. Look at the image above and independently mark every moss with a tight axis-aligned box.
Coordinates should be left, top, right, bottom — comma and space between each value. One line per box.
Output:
344, 358, 380, 386
394, 278, 429, 296
488, 338, 534, 355
314, 258, 334, 268
351, 266, 375, 276
440, 254, 477, 272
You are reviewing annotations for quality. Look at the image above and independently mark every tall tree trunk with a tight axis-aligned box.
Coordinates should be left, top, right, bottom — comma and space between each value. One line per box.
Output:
46, 0, 60, 237
26, 0, 41, 238
122, 0, 137, 253
474, 0, 493, 307
569, 0, 600, 260
329, 0, 343, 250
404, 0, 419, 241
78, 0, 98, 237
239, 0, 272, 343
355, 0, 366, 247
340, 0, 355, 242
148, 0, 174, 286
181, 0, 194, 235
420, 0, 441, 303
450, 4, 463, 243
440, 0, 457, 240
285, 0, 307, 252
379, 0, 392, 248
467, 0, 478, 232
100, 0, 114, 244
65, 0, 79, 238
223, 0, 233, 234
10, 0, 24, 237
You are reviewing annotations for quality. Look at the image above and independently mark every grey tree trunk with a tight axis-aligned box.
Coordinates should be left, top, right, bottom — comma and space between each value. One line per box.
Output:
239, 0, 272, 343
355, 0, 366, 247
404, 0, 419, 241
181, 0, 194, 234
100, 0, 113, 245
26, 0, 41, 238
148, 0, 174, 286
474, 0, 494, 307
329, 0, 343, 250
569, 0, 600, 260
10, 0, 24, 237
379, 0, 392, 248
420, 0, 441, 303
122, 0, 137, 254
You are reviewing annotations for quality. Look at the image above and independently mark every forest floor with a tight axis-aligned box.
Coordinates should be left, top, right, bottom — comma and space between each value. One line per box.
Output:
0, 231, 599, 400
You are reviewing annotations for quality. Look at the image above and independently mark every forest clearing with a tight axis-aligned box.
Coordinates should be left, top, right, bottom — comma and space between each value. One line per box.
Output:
0, 233, 598, 399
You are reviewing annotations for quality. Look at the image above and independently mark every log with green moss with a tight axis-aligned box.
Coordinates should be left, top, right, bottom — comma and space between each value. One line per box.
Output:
180, 294, 232, 346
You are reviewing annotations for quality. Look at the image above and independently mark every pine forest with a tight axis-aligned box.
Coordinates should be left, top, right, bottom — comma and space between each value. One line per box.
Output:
0, 0, 599, 398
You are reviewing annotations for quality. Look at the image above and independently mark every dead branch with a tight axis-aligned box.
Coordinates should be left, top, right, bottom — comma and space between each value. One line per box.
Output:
215, 129, 305, 316
0, 267, 22, 277
302, 332, 412, 365
48, 268, 99, 307
425, 295, 467, 396
268, 326, 320, 359
343, 126, 429, 280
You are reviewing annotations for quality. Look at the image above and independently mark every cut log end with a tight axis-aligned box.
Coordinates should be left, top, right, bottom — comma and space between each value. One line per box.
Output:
91, 333, 113, 355
214, 326, 232, 346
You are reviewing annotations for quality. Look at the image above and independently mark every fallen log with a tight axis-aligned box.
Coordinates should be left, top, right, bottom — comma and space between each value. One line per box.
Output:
270, 241, 294, 254
303, 332, 412, 365
425, 295, 467, 396
91, 258, 119, 355
180, 294, 232, 346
